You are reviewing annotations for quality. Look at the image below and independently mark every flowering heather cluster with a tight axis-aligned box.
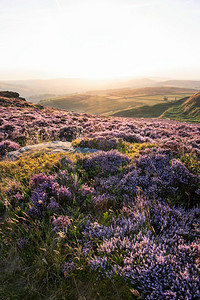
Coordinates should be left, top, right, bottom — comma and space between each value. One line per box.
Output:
27, 173, 74, 218
17, 237, 30, 249
62, 261, 77, 278
92, 193, 117, 210
3, 179, 24, 207
27, 169, 96, 218
52, 215, 71, 232
0, 95, 200, 299
83, 150, 130, 177
0, 95, 199, 157
83, 129, 152, 144
0, 139, 19, 157
94, 148, 200, 207
73, 136, 120, 151
83, 197, 200, 299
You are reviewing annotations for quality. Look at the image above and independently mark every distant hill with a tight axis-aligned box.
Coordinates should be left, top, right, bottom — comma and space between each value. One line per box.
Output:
28, 94, 58, 103
112, 91, 200, 122
155, 80, 200, 90
1, 78, 199, 103
0, 77, 157, 101
39, 86, 196, 115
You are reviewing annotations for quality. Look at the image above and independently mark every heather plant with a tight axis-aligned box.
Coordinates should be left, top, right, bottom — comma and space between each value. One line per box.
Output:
52, 215, 71, 232
72, 136, 119, 151
0, 96, 200, 299
3, 179, 24, 208
95, 149, 200, 207
59, 125, 82, 141
83, 150, 130, 178
92, 193, 117, 211
0, 139, 19, 157
84, 197, 200, 299
1, 149, 199, 299
1, 103, 199, 152
180, 153, 200, 175
72, 137, 155, 158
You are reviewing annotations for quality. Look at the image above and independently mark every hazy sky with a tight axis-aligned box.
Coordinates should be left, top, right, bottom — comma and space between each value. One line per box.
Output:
0, 0, 200, 80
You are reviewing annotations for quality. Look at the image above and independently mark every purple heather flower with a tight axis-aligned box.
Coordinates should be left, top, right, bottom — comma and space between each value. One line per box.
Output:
17, 237, 30, 249
52, 215, 71, 232
47, 200, 59, 212
14, 192, 23, 201
62, 262, 76, 277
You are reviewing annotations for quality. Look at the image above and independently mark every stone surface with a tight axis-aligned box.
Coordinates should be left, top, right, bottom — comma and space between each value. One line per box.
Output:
0, 91, 20, 98
4, 141, 100, 160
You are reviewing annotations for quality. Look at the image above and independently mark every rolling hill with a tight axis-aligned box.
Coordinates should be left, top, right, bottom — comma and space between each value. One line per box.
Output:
112, 91, 200, 122
39, 86, 196, 115
1, 78, 200, 102
154, 80, 200, 90
0, 77, 157, 101
182, 91, 200, 116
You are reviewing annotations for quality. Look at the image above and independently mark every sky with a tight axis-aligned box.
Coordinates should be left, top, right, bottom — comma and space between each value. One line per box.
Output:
0, 0, 200, 80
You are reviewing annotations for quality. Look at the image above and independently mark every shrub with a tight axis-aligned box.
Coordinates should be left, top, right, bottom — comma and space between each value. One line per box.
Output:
83, 150, 130, 177
0, 139, 19, 157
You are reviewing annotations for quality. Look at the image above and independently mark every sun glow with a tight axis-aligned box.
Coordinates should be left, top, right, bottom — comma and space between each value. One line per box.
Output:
0, 0, 200, 80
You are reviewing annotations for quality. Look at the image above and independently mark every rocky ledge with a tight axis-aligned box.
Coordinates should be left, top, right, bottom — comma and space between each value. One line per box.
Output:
4, 141, 99, 160
0, 91, 42, 108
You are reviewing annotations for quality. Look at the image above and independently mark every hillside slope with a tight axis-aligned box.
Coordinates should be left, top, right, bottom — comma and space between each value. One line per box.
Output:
0, 91, 39, 108
0, 78, 157, 100
155, 79, 200, 90
161, 92, 200, 121
112, 98, 187, 118
0, 91, 200, 299
113, 92, 200, 122
39, 86, 195, 115
182, 91, 200, 116
1, 78, 199, 101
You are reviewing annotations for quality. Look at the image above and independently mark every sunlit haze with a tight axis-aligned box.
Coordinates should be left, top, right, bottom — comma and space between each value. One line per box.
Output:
0, 0, 200, 80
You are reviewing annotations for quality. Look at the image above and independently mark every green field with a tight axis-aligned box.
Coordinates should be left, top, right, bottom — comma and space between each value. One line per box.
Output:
113, 93, 200, 123
39, 87, 196, 115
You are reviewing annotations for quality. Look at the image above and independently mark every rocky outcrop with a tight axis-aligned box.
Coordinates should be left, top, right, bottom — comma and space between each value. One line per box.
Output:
0, 91, 40, 108
0, 91, 20, 98
4, 141, 100, 160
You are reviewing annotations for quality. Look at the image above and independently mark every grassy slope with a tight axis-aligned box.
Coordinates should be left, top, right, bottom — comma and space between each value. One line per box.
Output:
181, 91, 200, 117
161, 105, 200, 122
160, 92, 200, 122
39, 87, 195, 115
112, 92, 200, 122
112, 97, 187, 118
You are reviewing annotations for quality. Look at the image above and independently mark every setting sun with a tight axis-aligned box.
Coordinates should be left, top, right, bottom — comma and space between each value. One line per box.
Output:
0, 0, 200, 80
